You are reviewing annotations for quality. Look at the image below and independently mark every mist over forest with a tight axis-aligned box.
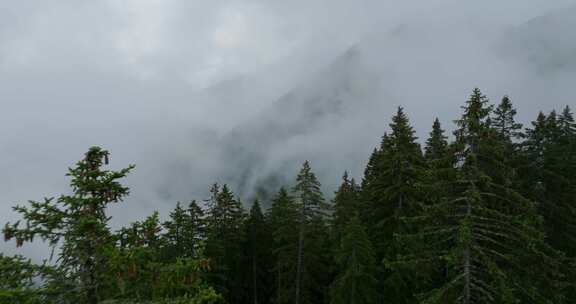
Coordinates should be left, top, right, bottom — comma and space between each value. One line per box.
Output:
1, 1, 576, 303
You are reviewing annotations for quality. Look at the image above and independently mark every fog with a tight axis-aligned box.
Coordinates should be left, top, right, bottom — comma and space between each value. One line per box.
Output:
1, 0, 575, 260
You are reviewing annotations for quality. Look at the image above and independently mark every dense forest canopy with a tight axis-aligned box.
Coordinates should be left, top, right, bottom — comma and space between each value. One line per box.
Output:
2, 88, 576, 303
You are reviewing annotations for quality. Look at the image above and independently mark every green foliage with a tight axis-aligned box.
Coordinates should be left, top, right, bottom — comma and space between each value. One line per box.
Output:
241, 199, 274, 304
267, 187, 300, 304
3, 147, 134, 304
0, 254, 51, 304
204, 184, 245, 303
332, 172, 361, 245
99, 286, 223, 304
2, 91, 575, 303
292, 161, 332, 304
163, 201, 206, 260
492, 96, 523, 142
518, 107, 576, 301
425, 118, 449, 161
361, 107, 425, 303
394, 89, 565, 303
330, 216, 378, 304
2, 147, 223, 304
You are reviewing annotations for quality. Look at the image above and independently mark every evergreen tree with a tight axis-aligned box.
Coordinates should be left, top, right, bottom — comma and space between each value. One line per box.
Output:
374, 107, 424, 216
3, 147, 134, 304
359, 146, 386, 226
424, 118, 449, 161
395, 89, 565, 303
204, 184, 245, 303
332, 171, 361, 245
111, 212, 167, 300
108, 211, 221, 302
292, 161, 331, 304
0, 254, 52, 303
4, 90, 576, 303
163, 201, 205, 260
492, 96, 523, 142
267, 188, 300, 304
330, 216, 378, 304
519, 109, 576, 301
559, 106, 576, 138
362, 107, 425, 303
520, 111, 576, 253
361, 148, 381, 191
243, 199, 273, 304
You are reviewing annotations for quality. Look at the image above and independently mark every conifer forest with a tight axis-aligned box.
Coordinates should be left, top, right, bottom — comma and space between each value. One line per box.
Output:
2, 89, 575, 303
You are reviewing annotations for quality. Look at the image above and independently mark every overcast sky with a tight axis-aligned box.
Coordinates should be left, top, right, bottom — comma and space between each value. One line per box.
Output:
1, 0, 576, 260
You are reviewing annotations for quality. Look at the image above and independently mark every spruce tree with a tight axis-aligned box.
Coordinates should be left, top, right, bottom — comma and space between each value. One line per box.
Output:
108, 210, 222, 302
163, 200, 206, 260
332, 171, 361, 246
292, 161, 331, 304
330, 216, 378, 304
424, 118, 449, 161
3, 147, 134, 304
520, 111, 576, 253
362, 107, 425, 303
243, 199, 273, 304
204, 184, 245, 303
0, 254, 52, 303
520, 109, 576, 301
492, 96, 523, 142
359, 146, 386, 226
267, 188, 300, 304
395, 89, 565, 303
373, 107, 424, 217
111, 211, 167, 300
559, 106, 576, 138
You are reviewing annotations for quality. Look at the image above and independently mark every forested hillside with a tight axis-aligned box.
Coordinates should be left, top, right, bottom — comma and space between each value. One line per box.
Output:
2, 88, 575, 303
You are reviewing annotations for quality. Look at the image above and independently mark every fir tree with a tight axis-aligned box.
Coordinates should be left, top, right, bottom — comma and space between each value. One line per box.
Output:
292, 161, 331, 304
267, 188, 300, 304
243, 199, 273, 304
375, 107, 424, 215
0, 254, 52, 303
163, 200, 206, 260
424, 118, 449, 161
204, 184, 245, 303
521, 110, 576, 250
395, 89, 565, 303
330, 216, 378, 304
559, 106, 576, 138
520, 109, 576, 301
111, 212, 167, 300
3, 147, 134, 304
332, 171, 361, 245
363, 107, 425, 303
492, 96, 523, 142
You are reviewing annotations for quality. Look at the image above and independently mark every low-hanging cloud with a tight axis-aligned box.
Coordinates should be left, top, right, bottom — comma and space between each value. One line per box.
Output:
1, 0, 576, 260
